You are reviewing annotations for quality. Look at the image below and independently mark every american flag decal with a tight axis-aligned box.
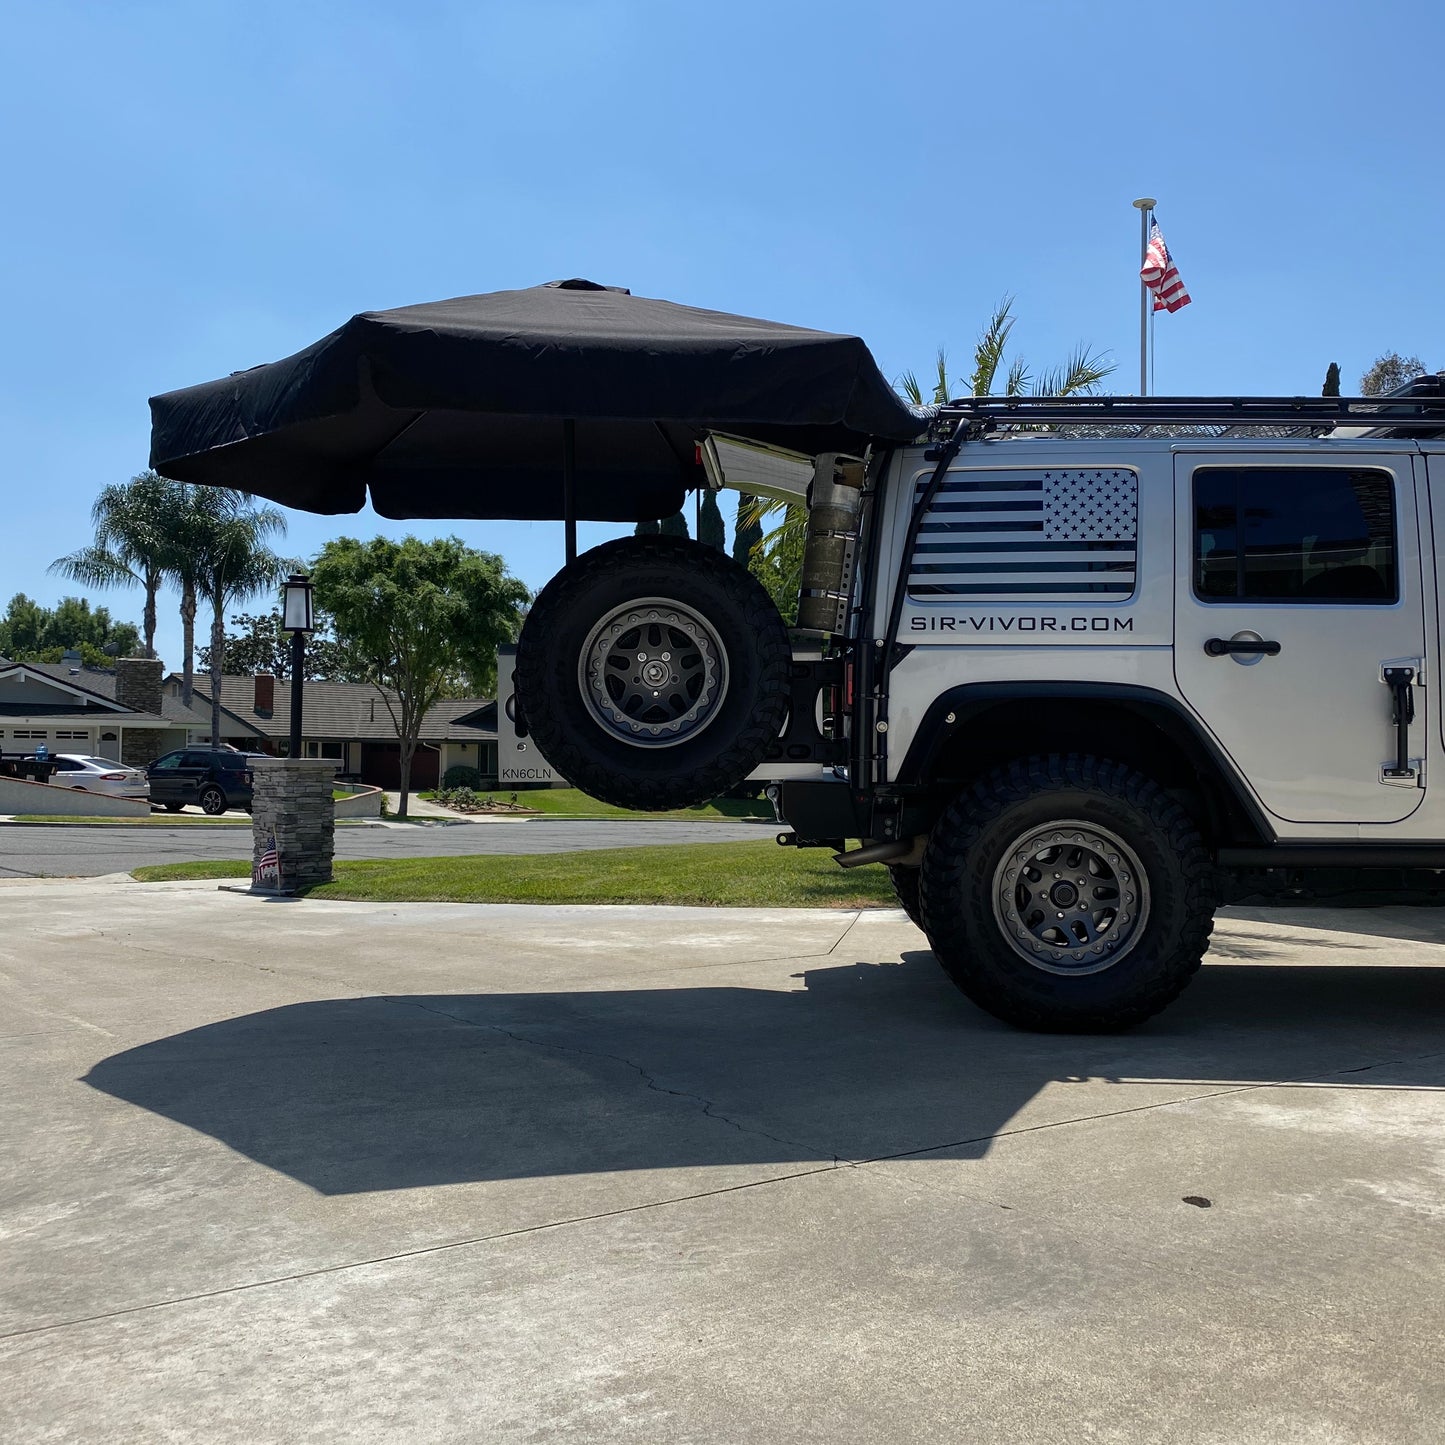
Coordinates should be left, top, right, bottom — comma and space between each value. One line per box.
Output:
908, 468, 1139, 599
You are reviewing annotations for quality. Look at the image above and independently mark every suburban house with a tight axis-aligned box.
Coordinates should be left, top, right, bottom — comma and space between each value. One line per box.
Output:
185, 674, 498, 789
0, 656, 208, 765
0, 656, 497, 787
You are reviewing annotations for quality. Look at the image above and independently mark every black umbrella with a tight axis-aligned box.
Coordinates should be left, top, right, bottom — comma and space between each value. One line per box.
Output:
149, 279, 922, 551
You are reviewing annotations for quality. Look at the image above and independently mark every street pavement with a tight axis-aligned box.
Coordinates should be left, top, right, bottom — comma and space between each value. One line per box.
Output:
2, 875, 1443, 1442
0, 817, 770, 878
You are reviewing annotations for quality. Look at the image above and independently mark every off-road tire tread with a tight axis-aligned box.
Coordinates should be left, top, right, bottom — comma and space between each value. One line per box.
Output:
516, 536, 791, 811
920, 753, 1215, 1032
888, 865, 922, 927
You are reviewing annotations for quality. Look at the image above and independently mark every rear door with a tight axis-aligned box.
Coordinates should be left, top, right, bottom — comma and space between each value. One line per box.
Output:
1173, 452, 1425, 825
147, 751, 184, 802
177, 751, 213, 805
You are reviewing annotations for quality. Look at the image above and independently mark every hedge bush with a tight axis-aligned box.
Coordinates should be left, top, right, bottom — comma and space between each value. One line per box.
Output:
442, 765, 484, 790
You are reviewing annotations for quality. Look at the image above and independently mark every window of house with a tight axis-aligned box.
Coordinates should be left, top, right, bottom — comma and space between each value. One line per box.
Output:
11, 730, 48, 740
54, 730, 90, 740
303, 741, 345, 759
1194, 467, 1397, 603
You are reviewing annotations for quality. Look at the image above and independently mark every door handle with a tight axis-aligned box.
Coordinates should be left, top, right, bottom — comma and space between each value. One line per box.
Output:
1204, 637, 1281, 658
1383, 666, 1417, 781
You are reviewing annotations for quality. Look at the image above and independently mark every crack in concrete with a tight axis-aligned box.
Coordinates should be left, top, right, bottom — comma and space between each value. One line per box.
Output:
389, 995, 839, 1162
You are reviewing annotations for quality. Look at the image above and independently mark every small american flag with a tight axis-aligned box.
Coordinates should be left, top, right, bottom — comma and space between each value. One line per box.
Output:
254, 835, 281, 889
909, 469, 1138, 598
1140, 220, 1191, 313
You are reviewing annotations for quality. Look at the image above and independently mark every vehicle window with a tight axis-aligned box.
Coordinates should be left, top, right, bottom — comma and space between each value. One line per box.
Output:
51, 758, 80, 771
81, 757, 123, 769
181, 752, 214, 768
1194, 467, 1396, 603
151, 753, 184, 770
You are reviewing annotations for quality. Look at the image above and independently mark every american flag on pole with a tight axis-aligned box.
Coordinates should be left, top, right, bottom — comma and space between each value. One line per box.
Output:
908, 468, 1139, 598
1140, 220, 1191, 313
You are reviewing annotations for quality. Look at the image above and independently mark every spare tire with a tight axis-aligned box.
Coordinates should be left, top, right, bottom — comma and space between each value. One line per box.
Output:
516, 535, 791, 810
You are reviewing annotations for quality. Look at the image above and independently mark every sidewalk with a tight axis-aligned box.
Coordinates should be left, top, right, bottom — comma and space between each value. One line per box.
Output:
379, 791, 531, 824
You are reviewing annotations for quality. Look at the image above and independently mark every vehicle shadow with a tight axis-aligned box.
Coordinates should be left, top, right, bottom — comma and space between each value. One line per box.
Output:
83, 949, 1445, 1196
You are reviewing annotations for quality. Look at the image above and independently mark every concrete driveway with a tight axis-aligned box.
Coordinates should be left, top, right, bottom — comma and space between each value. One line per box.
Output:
2, 877, 1443, 1442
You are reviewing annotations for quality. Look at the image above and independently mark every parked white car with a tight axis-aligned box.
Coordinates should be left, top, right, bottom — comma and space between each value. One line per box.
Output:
46, 755, 150, 800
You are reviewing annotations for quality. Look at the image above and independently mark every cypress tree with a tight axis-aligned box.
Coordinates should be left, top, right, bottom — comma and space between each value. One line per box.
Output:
634, 518, 661, 536
698, 490, 726, 551
732, 492, 763, 565
1322, 362, 1341, 397
659, 511, 690, 538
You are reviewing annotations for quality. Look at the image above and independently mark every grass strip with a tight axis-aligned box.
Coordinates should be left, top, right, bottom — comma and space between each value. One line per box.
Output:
131, 839, 896, 908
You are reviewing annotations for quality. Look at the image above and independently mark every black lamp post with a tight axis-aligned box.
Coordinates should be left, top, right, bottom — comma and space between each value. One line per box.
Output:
281, 573, 316, 758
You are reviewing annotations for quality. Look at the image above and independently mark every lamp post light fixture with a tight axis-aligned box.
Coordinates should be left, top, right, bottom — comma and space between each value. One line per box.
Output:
281, 573, 316, 759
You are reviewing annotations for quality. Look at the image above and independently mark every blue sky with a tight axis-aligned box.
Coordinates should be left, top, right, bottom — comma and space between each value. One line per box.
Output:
3, 0, 1442, 670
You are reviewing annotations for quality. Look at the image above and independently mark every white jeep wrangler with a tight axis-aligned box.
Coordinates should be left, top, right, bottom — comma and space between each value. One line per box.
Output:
516, 384, 1445, 1031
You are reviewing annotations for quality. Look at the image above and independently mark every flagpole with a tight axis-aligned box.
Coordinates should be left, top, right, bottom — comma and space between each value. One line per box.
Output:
1133, 197, 1156, 395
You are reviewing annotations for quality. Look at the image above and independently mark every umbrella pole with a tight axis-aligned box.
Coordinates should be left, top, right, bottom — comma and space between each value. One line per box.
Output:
563, 419, 578, 564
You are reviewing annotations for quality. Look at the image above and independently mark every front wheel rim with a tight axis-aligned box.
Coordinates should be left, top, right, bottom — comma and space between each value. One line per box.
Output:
992, 819, 1150, 976
578, 596, 730, 749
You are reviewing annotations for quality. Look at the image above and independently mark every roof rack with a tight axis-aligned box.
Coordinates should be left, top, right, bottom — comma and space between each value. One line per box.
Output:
937, 376, 1445, 440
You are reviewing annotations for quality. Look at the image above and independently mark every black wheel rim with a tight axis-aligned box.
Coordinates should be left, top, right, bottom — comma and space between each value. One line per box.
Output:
992, 820, 1149, 975
578, 597, 729, 748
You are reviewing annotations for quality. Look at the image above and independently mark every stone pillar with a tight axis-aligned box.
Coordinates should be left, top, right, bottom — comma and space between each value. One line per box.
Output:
249, 758, 338, 892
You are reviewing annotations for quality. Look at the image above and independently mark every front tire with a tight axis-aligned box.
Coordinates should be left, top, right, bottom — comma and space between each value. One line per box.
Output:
198, 785, 227, 816
920, 755, 1214, 1032
516, 536, 791, 811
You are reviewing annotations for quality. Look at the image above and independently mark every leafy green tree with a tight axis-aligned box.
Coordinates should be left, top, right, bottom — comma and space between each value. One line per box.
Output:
311, 536, 530, 817
1322, 362, 1341, 397
0, 593, 140, 660
195, 608, 369, 682
698, 490, 726, 551
0, 594, 49, 656
49, 471, 185, 658
1360, 352, 1427, 397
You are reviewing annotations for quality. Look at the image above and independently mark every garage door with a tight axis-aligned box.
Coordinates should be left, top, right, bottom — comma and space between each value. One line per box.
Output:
359, 743, 440, 790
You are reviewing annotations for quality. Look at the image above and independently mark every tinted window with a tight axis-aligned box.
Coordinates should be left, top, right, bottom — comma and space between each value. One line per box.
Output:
151, 753, 184, 770
1194, 467, 1396, 603
181, 752, 214, 767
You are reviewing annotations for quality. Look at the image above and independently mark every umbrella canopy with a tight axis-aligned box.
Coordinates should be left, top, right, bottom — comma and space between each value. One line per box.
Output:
149, 280, 922, 522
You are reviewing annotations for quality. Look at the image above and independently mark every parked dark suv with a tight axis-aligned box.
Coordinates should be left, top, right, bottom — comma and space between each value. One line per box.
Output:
147, 749, 264, 815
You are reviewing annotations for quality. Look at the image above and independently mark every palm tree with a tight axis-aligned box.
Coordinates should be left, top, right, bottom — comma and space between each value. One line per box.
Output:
188, 490, 288, 746
742, 298, 1116, 603
49, 471, 186, 659
897, 296, 1114, 406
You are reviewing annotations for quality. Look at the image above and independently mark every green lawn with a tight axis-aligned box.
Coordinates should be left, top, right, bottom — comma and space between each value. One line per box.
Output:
131, 838, 895, 908
422, 787, 772, 822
